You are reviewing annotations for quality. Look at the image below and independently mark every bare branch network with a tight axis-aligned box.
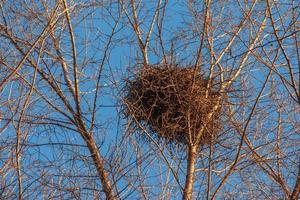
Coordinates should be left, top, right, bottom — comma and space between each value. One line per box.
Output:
0, 0, 299, 200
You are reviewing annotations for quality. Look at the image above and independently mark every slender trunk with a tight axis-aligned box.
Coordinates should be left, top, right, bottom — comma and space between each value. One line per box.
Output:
206, 142, 213, 200
85, 135, 115, 200
77, 120, 115, 200
183, 145, 197, 200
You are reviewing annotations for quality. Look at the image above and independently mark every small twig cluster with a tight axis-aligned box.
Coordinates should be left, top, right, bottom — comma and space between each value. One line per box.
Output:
123, 64, 223, 146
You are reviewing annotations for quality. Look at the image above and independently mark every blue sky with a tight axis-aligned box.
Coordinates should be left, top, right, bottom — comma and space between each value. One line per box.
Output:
0, 0, 299, 199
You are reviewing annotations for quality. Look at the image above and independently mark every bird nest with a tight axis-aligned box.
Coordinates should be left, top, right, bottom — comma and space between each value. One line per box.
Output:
123, 64, 223, 146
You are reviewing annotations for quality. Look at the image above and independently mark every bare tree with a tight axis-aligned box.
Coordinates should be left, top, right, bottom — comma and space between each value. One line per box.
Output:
0, 0, 299, 199
120, 0, 299, 199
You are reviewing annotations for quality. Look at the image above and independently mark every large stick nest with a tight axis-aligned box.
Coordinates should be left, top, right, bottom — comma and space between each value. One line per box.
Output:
123, 64, 224, 146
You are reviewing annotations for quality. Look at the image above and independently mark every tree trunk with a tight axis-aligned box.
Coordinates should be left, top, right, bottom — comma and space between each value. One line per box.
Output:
183, 145, 197, 200
77, 120, 115, 200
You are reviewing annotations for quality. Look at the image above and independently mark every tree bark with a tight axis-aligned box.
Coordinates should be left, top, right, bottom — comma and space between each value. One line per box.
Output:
77, 120, 115, 200
183, 145, 197, 200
